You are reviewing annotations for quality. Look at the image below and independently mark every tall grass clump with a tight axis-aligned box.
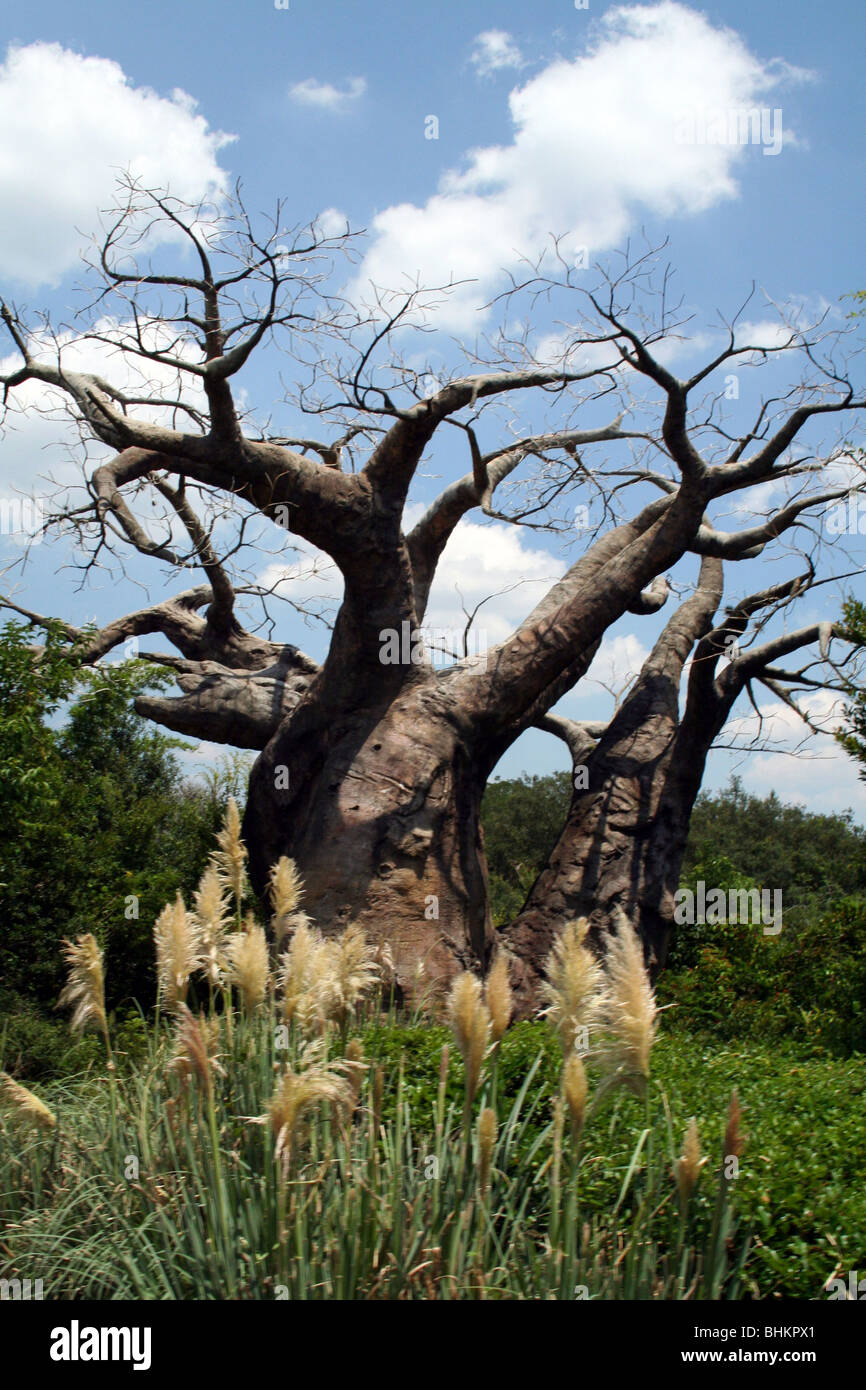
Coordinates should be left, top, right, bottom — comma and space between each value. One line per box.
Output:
0, 812, 751, 1300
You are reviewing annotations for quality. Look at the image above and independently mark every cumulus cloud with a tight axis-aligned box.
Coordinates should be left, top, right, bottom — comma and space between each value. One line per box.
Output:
316, 206, 351, 237
470, 31, 524, 77
711, 689, 866, 816
257, 509, 563, 659
556, 632, 652, 716
420, 515, 562, 651
355, 2, 804, 329
0, 42, 232, 288
288, 76, 366, 111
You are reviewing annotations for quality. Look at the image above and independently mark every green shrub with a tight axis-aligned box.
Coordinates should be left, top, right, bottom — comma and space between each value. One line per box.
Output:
661, 893, 866, 1055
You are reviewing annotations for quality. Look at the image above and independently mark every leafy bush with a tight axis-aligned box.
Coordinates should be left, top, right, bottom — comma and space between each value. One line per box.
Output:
683, 777, 866, 909
0, 622, 250, 1072
661, 858, 866, 1053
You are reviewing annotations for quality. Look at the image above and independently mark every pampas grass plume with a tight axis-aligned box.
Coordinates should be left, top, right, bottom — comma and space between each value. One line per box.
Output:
541, 917, 607, 1055
269, 856, 304, 944
154, 892, 201, 1011
0, 1072, 57, 1131
58, 933, 109, 1053
477, 1107, 497, 1194
485, 952, 513, 1043
447, 972, 490, 1107
214, 797, 248, 909
169, 1004, 224, 1094
676, 1116, 707, 1209
194, 863, 231, 986
601, 912, 659, 1090
562, 1051, 589, 1141
225, 916, 270, 1011
267, 1043, 353, 1163
328, 923, 379, 1027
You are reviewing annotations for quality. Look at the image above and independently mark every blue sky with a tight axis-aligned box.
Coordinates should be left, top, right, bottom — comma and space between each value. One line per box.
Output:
1, 0, 865, 813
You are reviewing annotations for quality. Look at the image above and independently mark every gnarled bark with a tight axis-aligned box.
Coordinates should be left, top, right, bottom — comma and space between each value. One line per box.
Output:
244, 668, 495, 999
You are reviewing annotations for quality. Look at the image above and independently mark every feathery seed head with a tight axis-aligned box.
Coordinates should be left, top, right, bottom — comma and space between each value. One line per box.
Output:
269, 856, 304, 941
0, 1072, 57, 1131
267, 1042, 353, 1162
448, 972, 483, 1056
277, 919, 334, 1031
600, 912, 659, 1091
477, 1106, 497, 1194
278, 922, 378, 1030
562, 1051, 589, 1141
193, 863, 231, 985
447, 972, 490, 1104
327, 923, 379, 1026
214, 797, 248, 908
169, 1004, 224, 1093
225, 917, 270, 1011
541, 917, 607, 1056
465, 1001, 490, 1105
676, 1116, 707, 1208
154, 892, 201, 1011
485, 951, 513, 1042
58, 933, 108, 1041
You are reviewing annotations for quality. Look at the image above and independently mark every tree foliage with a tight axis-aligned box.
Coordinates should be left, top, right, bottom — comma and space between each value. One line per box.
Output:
836, 597, 866, 778
0, 624, 242, 1035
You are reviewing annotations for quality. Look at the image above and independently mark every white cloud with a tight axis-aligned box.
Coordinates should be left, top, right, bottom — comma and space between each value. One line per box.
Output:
316, 207, 351, 238
422, 515, 563, 650
257, 509, 563, 657
557, 631, 651, 715
288, 76, 366, 111
355, 2, 802, 329
0, 43, 232, 288
711, 689, 866, 817
470, 31, 524, 77
733, 318, 797, 351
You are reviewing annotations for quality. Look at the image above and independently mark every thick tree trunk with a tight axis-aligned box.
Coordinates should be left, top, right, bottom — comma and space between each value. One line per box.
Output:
502, 559, 725, 1015
502, 688, 696, 1015
244, 676, 494, 1000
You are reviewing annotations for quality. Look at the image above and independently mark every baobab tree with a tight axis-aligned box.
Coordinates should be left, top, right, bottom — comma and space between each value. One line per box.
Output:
1, 183, 863, 1003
